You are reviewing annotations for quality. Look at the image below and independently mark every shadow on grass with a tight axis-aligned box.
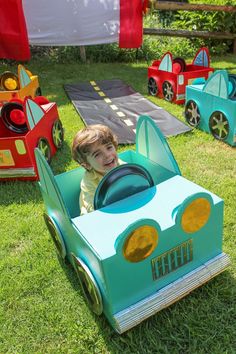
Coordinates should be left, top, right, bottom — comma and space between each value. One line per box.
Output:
49, 140, 73, 175
0, 141, 72, 206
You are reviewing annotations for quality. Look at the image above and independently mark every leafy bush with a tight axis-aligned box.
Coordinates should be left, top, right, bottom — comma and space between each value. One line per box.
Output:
172, 0, 236, 54
142, 11, 196, 60
155, 0, 189, 27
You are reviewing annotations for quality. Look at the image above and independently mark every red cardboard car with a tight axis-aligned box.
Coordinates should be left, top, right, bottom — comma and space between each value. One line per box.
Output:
0, 97, 64, 181
148, 47, 214, 104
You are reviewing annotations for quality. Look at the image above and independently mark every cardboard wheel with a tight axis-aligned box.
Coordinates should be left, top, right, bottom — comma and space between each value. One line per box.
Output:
35, 87, 42, 96
1, 102, 28, 133
209, 111, 229, 141
72, 255, 103, 315
37, 137, 51, 163
185, 100, 201, 127
94, 164, 154, 210
52, 119, 64, 149
148, 77, 158, 96
162, 81, 175, 102
43, 213, 67, 259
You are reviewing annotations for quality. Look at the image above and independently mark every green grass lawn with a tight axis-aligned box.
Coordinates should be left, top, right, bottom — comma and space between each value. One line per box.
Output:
0, 55, 235, 354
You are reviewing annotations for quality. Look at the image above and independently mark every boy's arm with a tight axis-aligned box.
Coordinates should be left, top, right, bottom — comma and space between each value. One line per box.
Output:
80, 173, 98, 215
80, 189, 96, 215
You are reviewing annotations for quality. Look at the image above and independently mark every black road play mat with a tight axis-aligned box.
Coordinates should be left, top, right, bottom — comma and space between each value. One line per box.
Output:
64, 79, 191, 144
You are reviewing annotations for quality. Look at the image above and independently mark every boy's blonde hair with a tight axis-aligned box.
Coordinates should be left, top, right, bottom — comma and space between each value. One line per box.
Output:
72, 124, 118, 164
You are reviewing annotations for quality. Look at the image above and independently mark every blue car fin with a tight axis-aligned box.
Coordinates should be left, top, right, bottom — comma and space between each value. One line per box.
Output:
18, 64, 31, 88
158, 52, 173, 72
34, 148, 69, 218
136, 115, 181, 175
192, 47, 209, 67
25, 98, 44, 130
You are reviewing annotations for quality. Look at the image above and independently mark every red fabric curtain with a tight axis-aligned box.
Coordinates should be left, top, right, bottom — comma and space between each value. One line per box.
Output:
0, 0, 30, 60
119, 0, 143, 48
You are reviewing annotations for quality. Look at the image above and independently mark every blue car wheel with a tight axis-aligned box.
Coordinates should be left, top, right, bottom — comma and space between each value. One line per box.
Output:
43, 213, 67, 260
209, 111, 229, 141
185, 100, 201, 127
72, 255, 103, 315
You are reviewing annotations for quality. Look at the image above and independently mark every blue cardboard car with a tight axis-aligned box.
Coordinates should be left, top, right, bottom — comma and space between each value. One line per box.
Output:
35, 115, 230, 333
184, 70, 236, 146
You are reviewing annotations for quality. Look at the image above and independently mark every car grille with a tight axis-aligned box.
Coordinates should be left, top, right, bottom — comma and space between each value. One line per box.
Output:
151, 239, 193, 280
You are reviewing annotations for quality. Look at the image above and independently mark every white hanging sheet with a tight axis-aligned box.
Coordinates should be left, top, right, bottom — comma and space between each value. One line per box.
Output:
22, 0, 119, 46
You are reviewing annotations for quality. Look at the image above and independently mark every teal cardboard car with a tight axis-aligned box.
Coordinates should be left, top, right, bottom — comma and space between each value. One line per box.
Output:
35, 115, 230, 333
184, 70, 236, 146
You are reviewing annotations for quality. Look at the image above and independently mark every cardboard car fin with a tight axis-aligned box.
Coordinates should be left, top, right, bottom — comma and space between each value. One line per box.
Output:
136, 115, 181, 175
34, 148, 69, 217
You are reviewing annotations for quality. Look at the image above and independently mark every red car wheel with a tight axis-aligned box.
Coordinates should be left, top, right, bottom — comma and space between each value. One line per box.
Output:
162, 81, 175, 102
148, 77, 158, 96
52, 119, 64, 149
37, 137, 51, 163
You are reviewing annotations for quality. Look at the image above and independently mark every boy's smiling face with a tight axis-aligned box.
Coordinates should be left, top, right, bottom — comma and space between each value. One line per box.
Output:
84, 141, 118, 175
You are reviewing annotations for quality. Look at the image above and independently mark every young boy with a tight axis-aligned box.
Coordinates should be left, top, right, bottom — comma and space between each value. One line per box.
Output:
72, 124, 124, 215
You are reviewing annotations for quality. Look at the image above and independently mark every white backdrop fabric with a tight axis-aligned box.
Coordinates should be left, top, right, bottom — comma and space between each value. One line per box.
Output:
22, 0, 120, 46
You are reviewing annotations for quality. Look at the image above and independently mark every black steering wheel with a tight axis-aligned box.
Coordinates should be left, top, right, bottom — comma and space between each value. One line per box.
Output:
94, 163, 154, 210
1, 102, 28, 133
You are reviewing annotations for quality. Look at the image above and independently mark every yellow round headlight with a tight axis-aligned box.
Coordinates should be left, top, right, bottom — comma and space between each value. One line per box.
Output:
181, 198, 211, 233
5, 78, 18, 90
123, 225, 158, 263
